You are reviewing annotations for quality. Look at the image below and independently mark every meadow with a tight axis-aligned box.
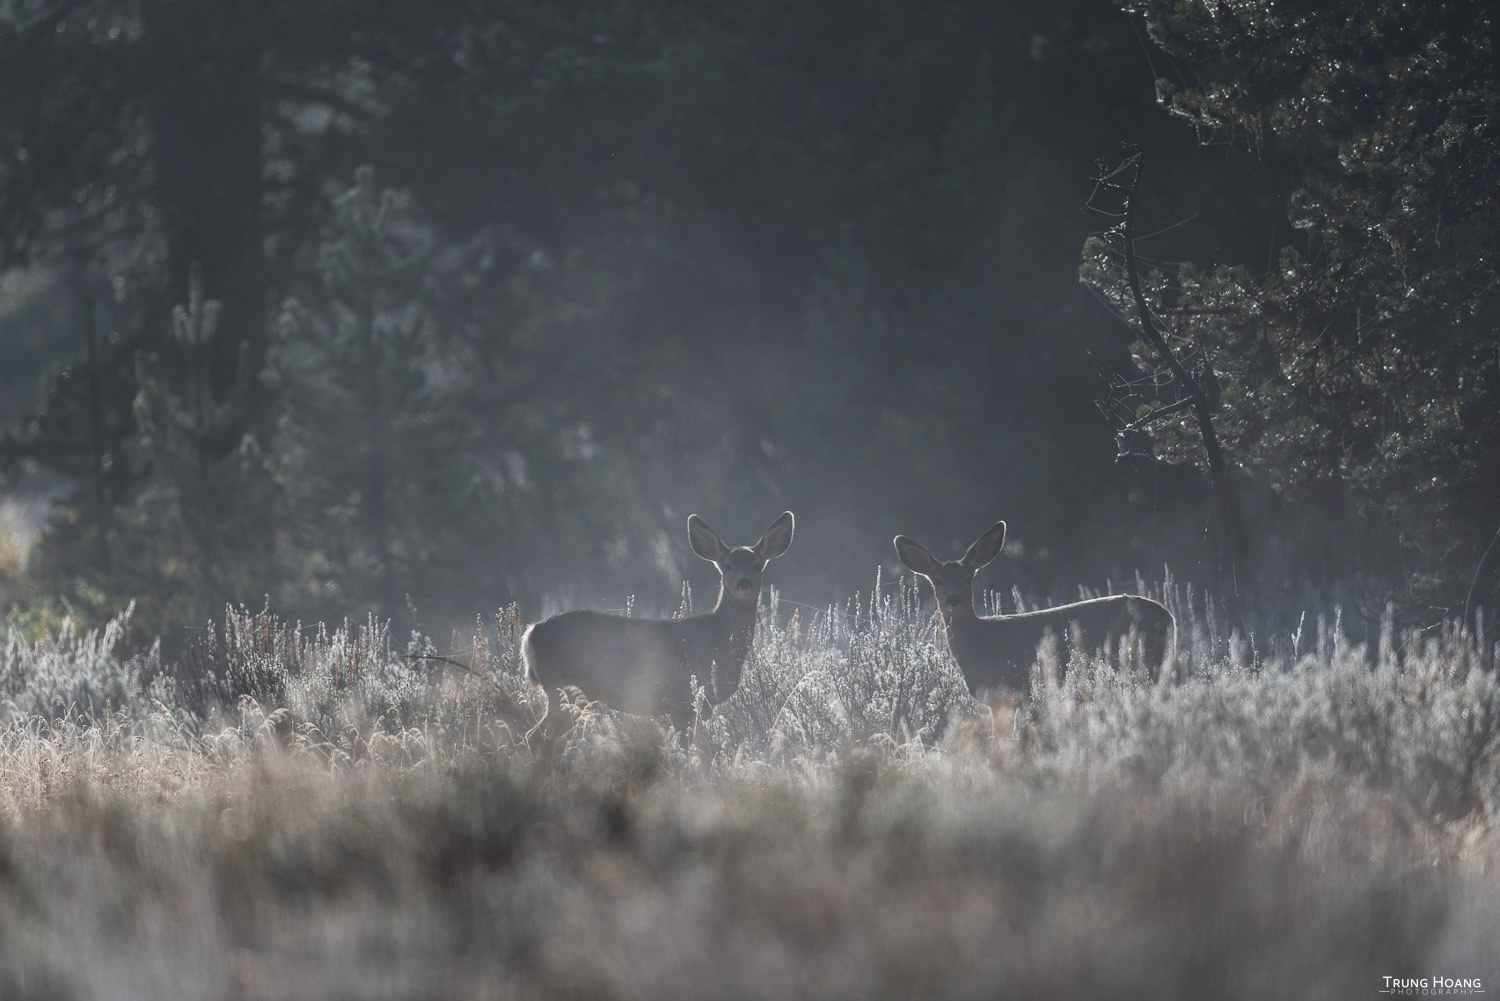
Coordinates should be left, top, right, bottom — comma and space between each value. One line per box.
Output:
1, 583, 1497, 1000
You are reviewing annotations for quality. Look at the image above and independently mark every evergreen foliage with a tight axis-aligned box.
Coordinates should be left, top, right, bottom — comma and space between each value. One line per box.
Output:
272, 166, 450, 617
1084, 0, 1500, 617
133, 267, 254, 584
121, 266, 275, 632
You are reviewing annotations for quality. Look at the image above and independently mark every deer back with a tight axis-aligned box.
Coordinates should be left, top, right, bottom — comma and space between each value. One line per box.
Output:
895, 521, 1174, 697
524, 605, 754, 721
948, 594, 1175, 695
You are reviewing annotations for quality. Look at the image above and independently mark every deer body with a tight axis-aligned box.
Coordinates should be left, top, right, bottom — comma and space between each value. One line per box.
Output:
895, 520, 1174, 696
525, 511, 794, 742
524, 598, 756, 722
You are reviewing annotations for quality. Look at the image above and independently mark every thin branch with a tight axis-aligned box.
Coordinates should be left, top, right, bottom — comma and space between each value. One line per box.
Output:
1120, 153, 1202, 394
405, 651, 509, 692
1464, 524, 1500, 637
1137, 211, 1203, 242
1113, 148, 1244, 626
1123, 396, 1196, 432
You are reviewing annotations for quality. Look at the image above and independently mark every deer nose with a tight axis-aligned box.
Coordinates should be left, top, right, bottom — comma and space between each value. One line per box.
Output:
736, 576, 753, 591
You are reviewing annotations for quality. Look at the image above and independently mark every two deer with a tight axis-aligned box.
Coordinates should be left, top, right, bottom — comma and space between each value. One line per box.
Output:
524, 513, 1173, 744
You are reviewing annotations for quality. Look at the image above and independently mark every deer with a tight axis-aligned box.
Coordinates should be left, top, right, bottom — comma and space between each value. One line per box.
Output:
893, 520, 1174, 697
523, 511, 795, 746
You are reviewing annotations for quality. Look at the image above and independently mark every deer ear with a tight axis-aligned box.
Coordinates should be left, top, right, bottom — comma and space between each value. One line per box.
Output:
688, 515, 729, 562
962, 520, 1007, 569
893, 536, 937, 577
754, 511, 795, 560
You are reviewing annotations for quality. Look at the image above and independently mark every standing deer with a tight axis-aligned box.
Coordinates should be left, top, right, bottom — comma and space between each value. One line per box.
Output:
524, 511, 795, 745
893, 520, 1174, 696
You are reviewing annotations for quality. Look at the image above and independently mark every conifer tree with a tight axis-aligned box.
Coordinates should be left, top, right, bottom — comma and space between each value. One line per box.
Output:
271, 166, 459, 618
1087, 0, 1500, 614
130, 265, 264, 594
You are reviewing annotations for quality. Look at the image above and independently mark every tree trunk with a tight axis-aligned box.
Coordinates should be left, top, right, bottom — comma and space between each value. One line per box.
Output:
1115, 152, 1245, 630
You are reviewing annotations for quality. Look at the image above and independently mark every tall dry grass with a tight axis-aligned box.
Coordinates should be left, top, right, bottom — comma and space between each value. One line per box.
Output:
1, 584, 1497, 1000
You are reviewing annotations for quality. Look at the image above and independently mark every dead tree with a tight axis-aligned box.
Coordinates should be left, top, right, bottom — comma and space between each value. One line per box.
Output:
1088, 149, 1244, 631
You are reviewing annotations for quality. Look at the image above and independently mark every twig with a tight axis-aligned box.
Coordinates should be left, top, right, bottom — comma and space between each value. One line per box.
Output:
405, 652, 508, 692
1464, 524, 1500, 668
1112, 148, 1245, 629
1122, 396, 1196, 432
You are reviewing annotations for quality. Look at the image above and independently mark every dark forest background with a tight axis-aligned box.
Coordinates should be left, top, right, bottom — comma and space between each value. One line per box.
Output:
1, 0, 1496, 649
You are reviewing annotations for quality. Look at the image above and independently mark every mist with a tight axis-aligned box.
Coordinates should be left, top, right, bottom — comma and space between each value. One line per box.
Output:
4, 4, 1500, 996
1, 0, 1495, 648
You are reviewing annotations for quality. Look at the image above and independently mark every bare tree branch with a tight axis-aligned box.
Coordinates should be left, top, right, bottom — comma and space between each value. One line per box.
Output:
1122, 396, 1196, 433
1109, 148, 1245, 628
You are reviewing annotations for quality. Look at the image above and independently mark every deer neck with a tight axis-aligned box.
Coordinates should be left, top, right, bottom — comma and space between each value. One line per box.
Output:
710, 587, 760, 638
708, 588, 759, 691
940, 593, 984, 637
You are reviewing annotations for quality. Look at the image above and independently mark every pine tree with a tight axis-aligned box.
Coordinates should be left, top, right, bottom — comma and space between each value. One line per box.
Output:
130, 265, 266, 591
1086, 0, 1500, 614
271, 166, 462, 618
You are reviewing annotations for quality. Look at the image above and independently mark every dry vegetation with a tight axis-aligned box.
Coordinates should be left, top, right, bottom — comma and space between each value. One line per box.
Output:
2, 585, 1498, 1000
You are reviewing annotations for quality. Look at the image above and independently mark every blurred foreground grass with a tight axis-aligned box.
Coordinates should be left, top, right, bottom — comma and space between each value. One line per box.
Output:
1, 586, 1497, 1000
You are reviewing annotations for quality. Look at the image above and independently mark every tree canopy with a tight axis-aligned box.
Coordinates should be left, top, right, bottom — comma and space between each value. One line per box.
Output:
1085, 0, 1500, 618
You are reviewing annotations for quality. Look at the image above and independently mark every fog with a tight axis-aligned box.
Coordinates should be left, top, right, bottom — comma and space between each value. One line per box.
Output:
1, 0, 1494, 646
